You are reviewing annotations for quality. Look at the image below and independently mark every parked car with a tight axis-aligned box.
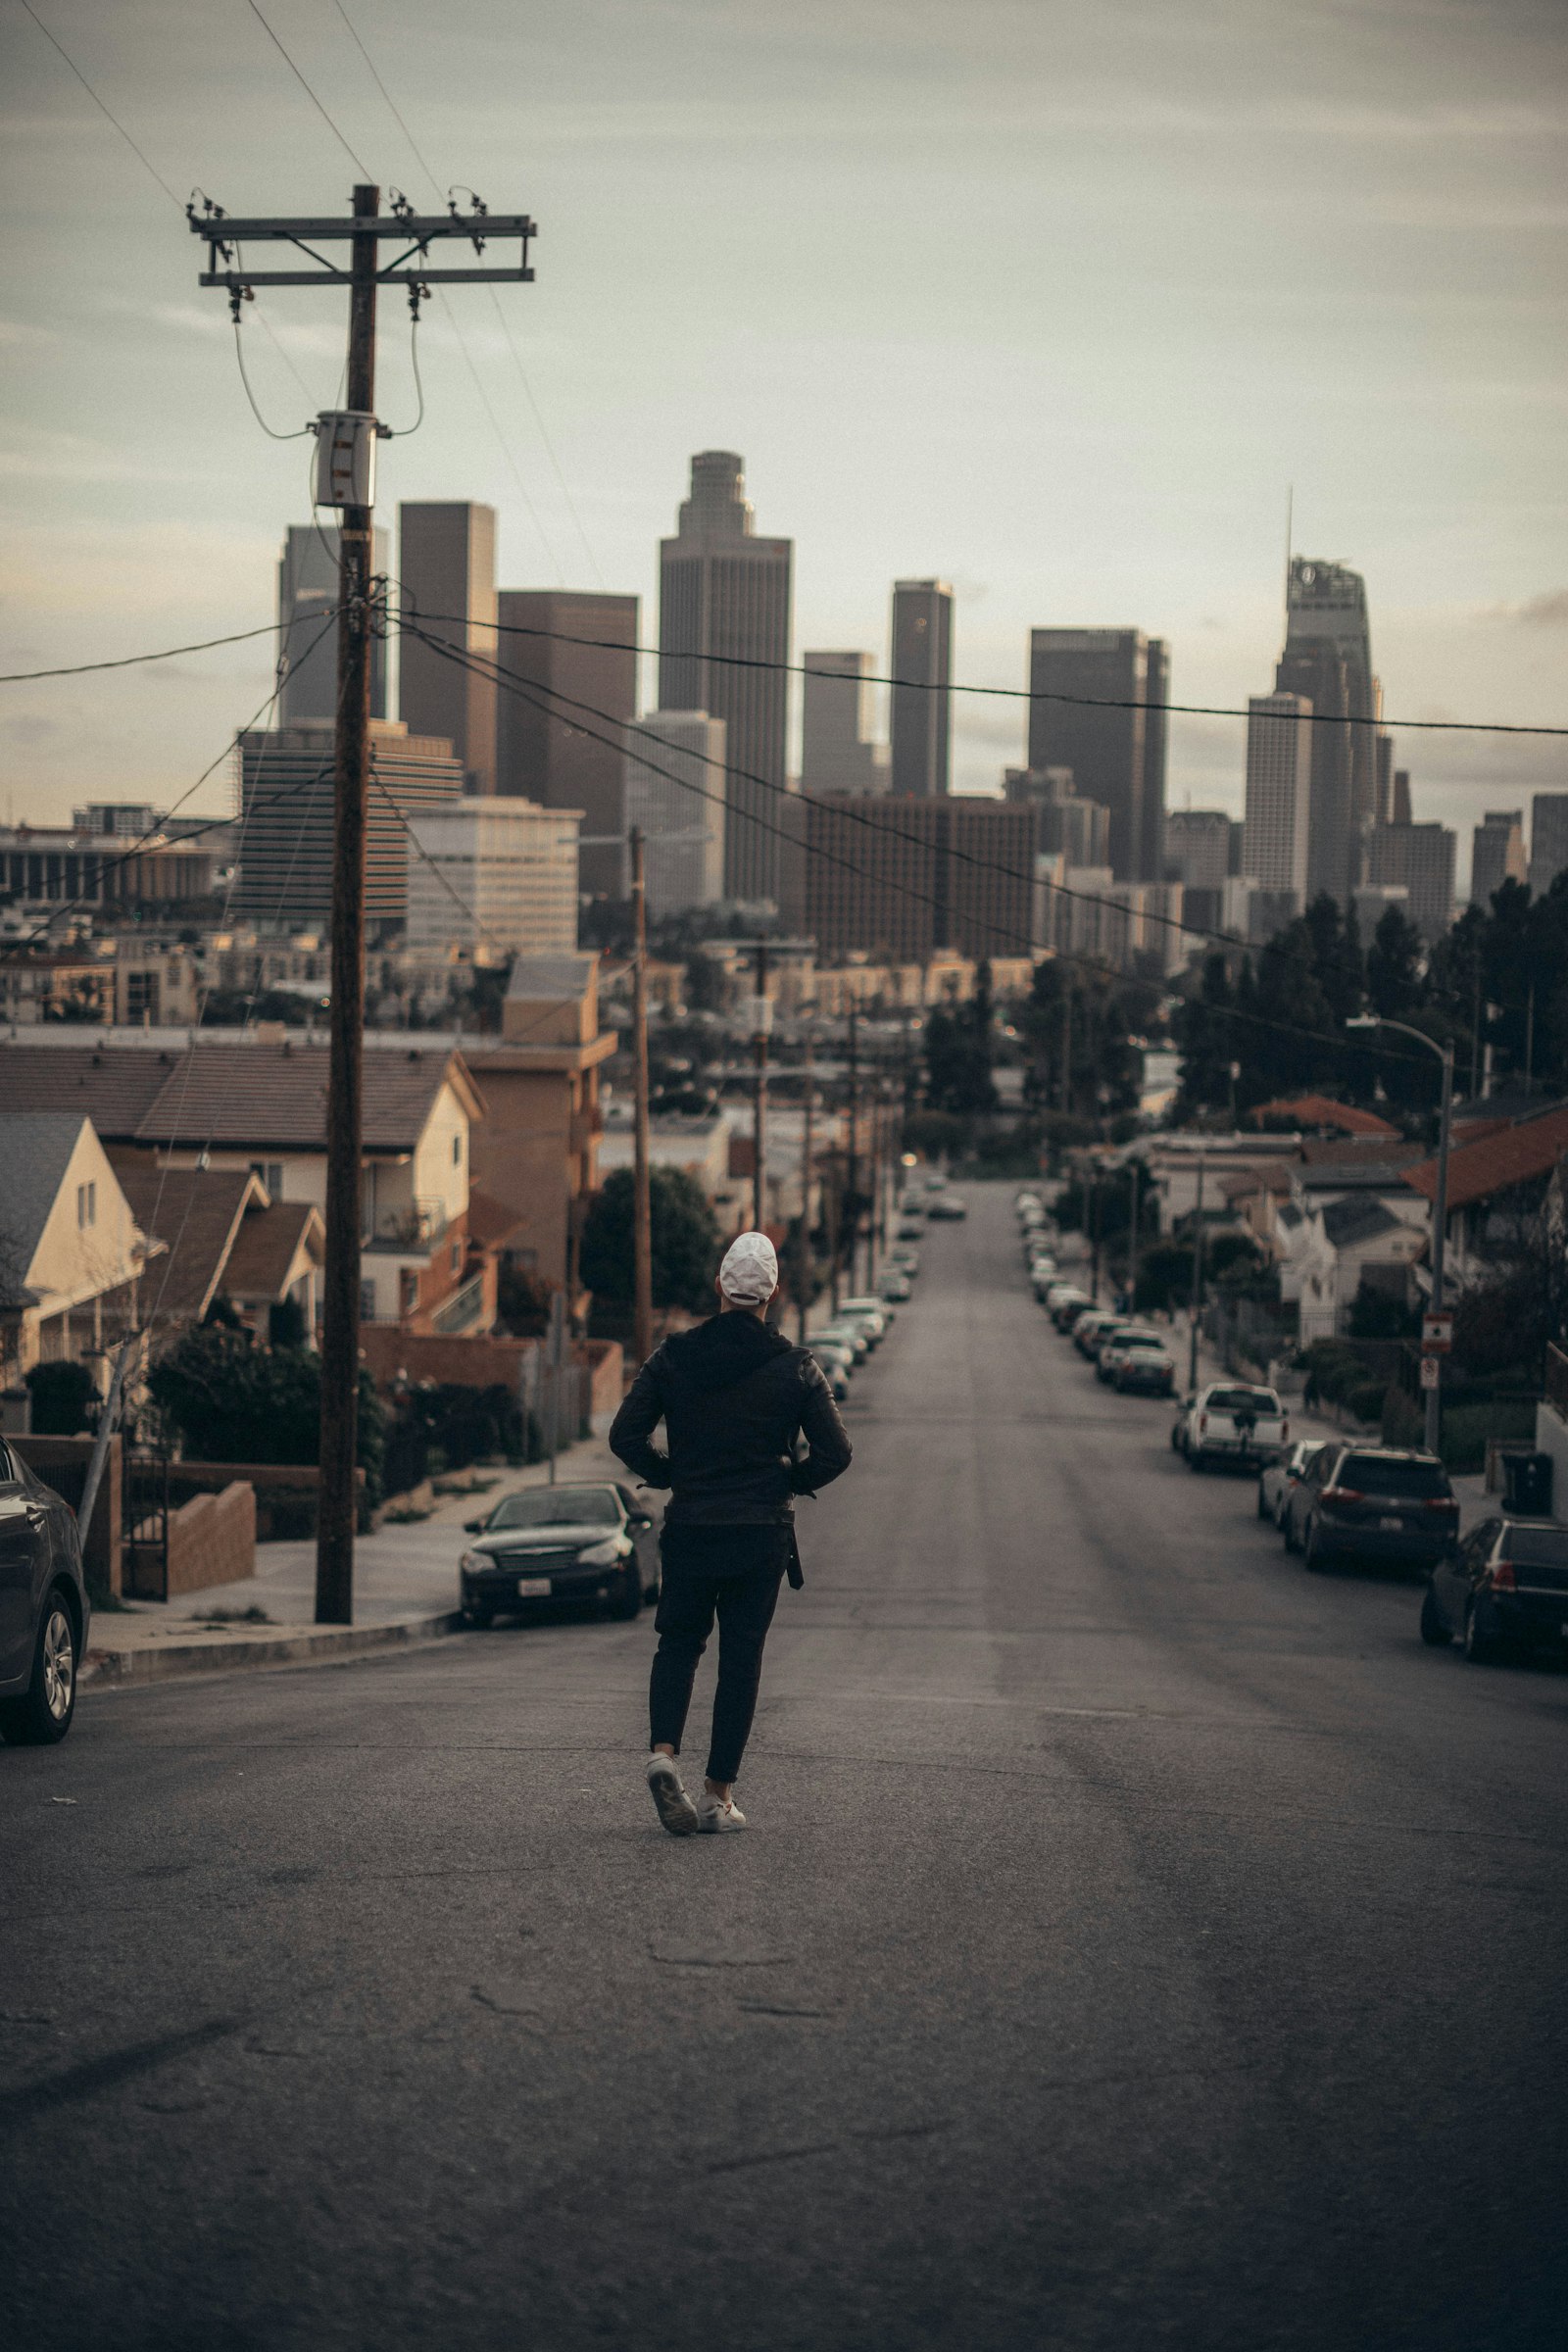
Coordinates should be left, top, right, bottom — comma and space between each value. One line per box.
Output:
1094, 1322, 1161, 1383
459, 1481, 658, 1626
838, 1298, 889, 1342
808, 1352, 852, 1402
1102, 1330, 1178, 1396
1177, 1383, 1288, 1470
817, 1320, 870, 1360
927, 1195, 967, 1220
1257, 1439, 1328, 1525
1074, 1308, 1120, 1358
809, 1338, 857, 1380
897, 1217, 926, 1241
1281, 1445, 1457, 1573
1050, 1288, 1095, 1331
1421, 1515, 1568, 1662
0, 1438, 88, 1746
888, 1246, 920, 1276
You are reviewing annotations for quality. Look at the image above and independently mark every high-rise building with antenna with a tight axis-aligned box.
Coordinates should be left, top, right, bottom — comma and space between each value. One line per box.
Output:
658, 453, 792, 906
1274, 557, 1377, 908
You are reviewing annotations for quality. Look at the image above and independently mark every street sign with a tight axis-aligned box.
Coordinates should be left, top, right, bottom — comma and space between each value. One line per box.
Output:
1419, 1355, 1442, 1391
1422, 1312, 1454, 1355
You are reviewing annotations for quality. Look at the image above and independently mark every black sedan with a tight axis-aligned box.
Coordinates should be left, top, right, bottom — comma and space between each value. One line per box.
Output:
1422, 1515, 1568, 1663
1282, 1444, 1458, 1573
1, 1437, 88, 1745
459, 1483, 659, 1626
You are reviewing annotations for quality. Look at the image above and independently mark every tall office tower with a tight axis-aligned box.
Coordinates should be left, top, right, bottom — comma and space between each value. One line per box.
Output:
1366, 821, 1457, 945
1375, 730, 1396, 827
801, 652, 889, 794
398, 503, 499, 796
234, 720, 463, 933
1470, 809, 1527, 907
890, 580, 955, 799
493, 590, 639, 902
658, 452, 791, 906
1275, 558, 1376, 907
1026, 629, 1166, 882
1392, 768, 1413, 826
1162, 808, 1233, 890
1529, 794, 1568, 899
277, 524, 388, 724
622, 711, 727, 920
1139, 636, 1170, 884
1242, 693, 1313, 905
1004, 766, 1109, 868
804, 796, 1033, 962
405, 799, 580, 959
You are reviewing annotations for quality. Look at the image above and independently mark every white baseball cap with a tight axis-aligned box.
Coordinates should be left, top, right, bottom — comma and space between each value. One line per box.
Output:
718, 1230, 778, 1304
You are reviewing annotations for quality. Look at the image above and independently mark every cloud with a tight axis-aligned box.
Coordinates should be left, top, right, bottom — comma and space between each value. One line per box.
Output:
1494, 589, 1568, 629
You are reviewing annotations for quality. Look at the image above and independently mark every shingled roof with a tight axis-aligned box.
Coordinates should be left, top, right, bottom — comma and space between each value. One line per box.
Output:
222, 1200, 322, 1300
0, 1113, 93, 1304
1404, 1102, 1568, 1213
113, 1162, 262, 1324
0, 1038, 483, 1152
1250, 1095, 1399, 1139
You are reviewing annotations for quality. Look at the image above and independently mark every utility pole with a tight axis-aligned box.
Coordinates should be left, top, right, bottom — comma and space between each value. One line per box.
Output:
846, 1005, 860, 1295
1127, 1158, 1141, 1312
1188, 1156, 1206, 1393
189, 189, 536, 1626
1426, 1045, 1454, 1455
629, 828, 653, 1369
1089, 1160, 1102, 1303
752, 938, 769, 1233
1059, 982, 1072, 1115
796, 1067, 814, 1344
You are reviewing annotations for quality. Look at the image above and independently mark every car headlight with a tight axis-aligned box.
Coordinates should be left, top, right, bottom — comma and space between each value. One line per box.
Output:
460, 1549, 488, 1575
577, 1538, 627, 1568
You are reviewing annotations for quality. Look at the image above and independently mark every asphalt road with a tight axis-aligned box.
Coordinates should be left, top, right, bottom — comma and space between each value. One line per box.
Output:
5, 1185, 1566, 2352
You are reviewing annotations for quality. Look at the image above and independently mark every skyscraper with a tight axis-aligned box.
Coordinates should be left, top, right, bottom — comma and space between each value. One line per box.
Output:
493, 590, 639, 902
1242, 693, 1313, 905
1470, 810, 1526, 907
1529, 794, 1568, 899
235, 720, 463, 933
658, 452, 792, 906
1366, 821, 1456, 945
804, 796, 1032, 962
801, 653, 888, 794
622, 712, 727, 920
1026, 629, 1168, 882
1275, 557, 1376, 908
277, 524, 388, 724
890, 580, 954, 799
398, 503, 499, 796
1163, 809, 1234, 891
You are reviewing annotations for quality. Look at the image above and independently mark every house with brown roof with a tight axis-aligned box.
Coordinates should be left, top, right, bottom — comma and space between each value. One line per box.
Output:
0, 1113, 155, 1388
1248, 1095, 1400, 1140
1403, 1099, 1568, 1291
110, 1161, 324, 1348
0, 1034, 493, 1338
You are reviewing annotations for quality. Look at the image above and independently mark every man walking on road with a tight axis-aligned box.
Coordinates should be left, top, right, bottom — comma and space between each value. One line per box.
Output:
610, 1231, 853, 1838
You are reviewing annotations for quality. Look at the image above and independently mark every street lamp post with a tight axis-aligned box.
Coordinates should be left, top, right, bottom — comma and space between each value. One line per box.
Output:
1347, 1016, 1455, 1454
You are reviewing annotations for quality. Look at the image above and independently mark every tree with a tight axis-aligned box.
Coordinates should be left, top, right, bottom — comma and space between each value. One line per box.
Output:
923, 984, 998, 1117
579, 1166, 721, 1312
1366, 905, 1425, 1024
147, 1327, 386, 1495
24, 1359, 96, 1435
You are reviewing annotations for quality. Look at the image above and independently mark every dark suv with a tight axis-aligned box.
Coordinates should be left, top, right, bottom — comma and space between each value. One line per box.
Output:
1282, 1444, 1458, 1574
1, 1438, 88, 1744
1421, 1515, 1568, 1663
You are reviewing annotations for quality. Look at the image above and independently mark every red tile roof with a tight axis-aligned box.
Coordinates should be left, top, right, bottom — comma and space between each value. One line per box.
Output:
1250, 1095, 1399, 1139
1404, 1102, 1568, 1211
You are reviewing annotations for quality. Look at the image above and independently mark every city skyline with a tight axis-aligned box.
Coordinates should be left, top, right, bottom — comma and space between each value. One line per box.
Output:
1, 2, 1561, 883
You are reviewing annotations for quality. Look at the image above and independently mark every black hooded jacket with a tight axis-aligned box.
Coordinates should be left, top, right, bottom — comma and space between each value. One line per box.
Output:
609, 1311, 853, 1528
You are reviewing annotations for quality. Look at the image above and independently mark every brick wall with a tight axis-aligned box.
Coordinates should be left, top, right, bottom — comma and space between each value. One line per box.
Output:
359, 1326, 538, 1393
164, 1483, 257, 1595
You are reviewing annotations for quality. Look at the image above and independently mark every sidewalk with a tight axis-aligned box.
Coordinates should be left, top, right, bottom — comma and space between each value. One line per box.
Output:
83, 1425, 636, 1689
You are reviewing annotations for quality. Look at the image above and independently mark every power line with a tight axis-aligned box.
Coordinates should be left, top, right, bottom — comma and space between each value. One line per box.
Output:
231, 315, 315, 438
0, 616, 307, 684
17, 0, 180, 205
396, 615, 1444, 1075
242, 0, 372, 178
435, 611, 1568, 742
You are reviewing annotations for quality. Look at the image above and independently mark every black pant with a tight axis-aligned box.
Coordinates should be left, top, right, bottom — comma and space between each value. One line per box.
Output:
649, 1530, 785, 1783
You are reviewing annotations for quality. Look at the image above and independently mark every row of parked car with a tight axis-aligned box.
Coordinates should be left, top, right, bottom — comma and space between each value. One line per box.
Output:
1020, 1187, 1568, 1673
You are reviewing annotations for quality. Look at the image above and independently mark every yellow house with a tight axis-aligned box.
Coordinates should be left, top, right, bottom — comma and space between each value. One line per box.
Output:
0, 1113, 154, 1387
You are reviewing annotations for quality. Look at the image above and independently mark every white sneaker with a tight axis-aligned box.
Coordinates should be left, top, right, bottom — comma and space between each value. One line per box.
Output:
696, 1791, 747, 1834
647, 1753, 699, 1837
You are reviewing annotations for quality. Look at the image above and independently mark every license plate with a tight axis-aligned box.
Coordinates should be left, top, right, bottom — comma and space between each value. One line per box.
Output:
1378, 1516, 1401, 1531
516, 1576, 552, 1598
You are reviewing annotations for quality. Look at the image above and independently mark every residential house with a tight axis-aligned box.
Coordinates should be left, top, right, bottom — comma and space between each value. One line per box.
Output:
1403, 1099, 1568, 1295
0, 1112, 154, 1386
111, 1161, 323, 1348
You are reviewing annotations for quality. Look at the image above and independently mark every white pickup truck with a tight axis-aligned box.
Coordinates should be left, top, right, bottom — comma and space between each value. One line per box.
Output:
1174, 1381, 1290, 1472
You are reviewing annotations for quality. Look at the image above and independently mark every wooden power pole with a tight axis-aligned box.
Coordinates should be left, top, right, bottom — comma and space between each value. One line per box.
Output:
796, 1066, 814, 1344
752, 938, 769, 1233
629, 828, 653, 1368
189, 189, 536, 1625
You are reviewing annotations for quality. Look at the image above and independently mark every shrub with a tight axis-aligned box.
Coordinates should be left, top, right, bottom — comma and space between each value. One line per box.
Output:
24, 1359, 96, 1435
147, 1328, 385, 1501
1347, 1380, 1389, 1424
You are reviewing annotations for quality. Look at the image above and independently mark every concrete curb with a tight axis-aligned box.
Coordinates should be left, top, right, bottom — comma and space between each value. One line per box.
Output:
81, 1611, 464, 1689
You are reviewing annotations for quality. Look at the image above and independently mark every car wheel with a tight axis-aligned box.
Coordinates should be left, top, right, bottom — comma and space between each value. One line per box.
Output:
462, 1604, 494, 1630
610, 1562, 642, 1621
1170, 1425, 1183, 1451
1255, 1483, 1270, 1520
1303, 1521, 1332, 1574
1188, 1450, 1205, 1474
1419, 1586, 1451, 1647
1463, 1602, 1502, 1665
0, 1590, 79, 1746
1282, 1508, 1298, 1553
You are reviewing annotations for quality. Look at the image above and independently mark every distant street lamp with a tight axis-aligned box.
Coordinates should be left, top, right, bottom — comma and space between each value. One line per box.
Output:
1347, 1015, 1454, 1454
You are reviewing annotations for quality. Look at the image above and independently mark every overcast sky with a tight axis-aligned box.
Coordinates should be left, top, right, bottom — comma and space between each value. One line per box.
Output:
2, 0, 1564, 880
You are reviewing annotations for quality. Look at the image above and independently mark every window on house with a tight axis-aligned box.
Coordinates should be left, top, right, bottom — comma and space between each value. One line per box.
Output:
248, 1160, 284, 1199
76, 1182, 96, 1228
450, 1239, 462, 1273
453, 1132, 463, 1165
359, 1282, 377, 1324
399, 1269, 419, 1318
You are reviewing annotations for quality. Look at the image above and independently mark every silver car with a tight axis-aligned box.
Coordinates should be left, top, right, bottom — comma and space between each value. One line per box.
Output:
1257, 1440, 1327, 1525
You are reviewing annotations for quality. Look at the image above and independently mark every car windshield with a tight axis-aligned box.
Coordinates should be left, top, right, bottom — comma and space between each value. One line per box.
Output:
1496, 1524, 1568, 1564
1341, 1455, 1449, 1497
1120, 1335, 1167, 1351
1209, 1388, 1279, 1413
488, 1487, 619, 1530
